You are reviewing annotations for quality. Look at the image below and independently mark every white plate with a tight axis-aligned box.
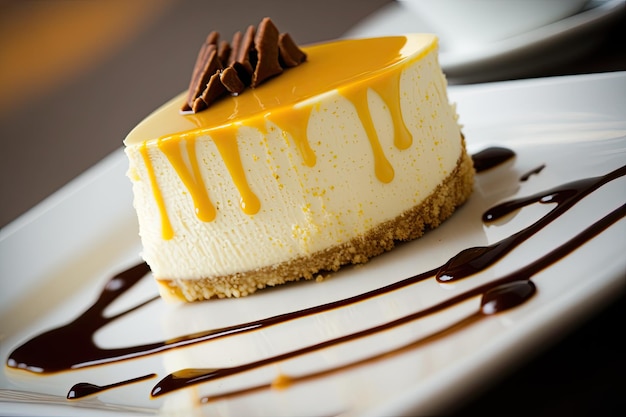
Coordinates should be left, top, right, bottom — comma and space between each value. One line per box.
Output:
344, 0, 625, 83
1, 72, 625, 416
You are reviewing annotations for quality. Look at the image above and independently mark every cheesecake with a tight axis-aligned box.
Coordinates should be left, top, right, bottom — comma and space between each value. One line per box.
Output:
124, 19, 474, 301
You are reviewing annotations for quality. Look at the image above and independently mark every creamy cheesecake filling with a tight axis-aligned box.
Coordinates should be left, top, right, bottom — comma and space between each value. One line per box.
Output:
157, 148, 473, 301
124, 34, 469, 294
126, 36, 435, 235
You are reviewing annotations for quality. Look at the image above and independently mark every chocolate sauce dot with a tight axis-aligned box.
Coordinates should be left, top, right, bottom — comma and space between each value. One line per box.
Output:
481, 280, 536, 315
67, 373, 156, 400
472, 147, 516, 173
67, 383, 100, 399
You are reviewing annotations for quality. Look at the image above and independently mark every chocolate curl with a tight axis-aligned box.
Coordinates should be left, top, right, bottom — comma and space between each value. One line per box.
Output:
182, 44, 209, 111
228, 31, 242, 66
194, 71, 227, 112
183, 46, 219, 111
182, 32, 221, 111
206, 31, 219, 46
217, 40, 231, 64
252, 17, 283, 87
220, 66, 245, 95
192, 32, 229, 111
278, 32, 307, 67
236, 25, 256, 76
231, 61, 252, 87
181, 18, 307, 113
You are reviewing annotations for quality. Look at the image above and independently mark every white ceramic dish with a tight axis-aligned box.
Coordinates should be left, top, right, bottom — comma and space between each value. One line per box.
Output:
1, 72, 625, 416
396, 0, 590, 46
344, 0, 625, 83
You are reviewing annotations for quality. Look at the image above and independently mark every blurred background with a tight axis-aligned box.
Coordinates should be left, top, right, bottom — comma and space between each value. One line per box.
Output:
0, 0, 392, 228
1, 0, 624, 228
0, 0, 624, 415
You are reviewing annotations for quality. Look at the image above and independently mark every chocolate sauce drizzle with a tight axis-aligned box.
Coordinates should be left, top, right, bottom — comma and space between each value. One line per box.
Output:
67, 373, 156, 400
437, 164, 626, 283
6, 262, 157, 374
471, 146, 515, 173
158, 202, 624, 402
520, 164, 546, 181
5, 147, 625, 405
153, 279, 539, 400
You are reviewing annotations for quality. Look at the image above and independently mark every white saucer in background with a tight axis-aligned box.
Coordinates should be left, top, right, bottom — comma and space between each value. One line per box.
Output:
344, 0, 625, 83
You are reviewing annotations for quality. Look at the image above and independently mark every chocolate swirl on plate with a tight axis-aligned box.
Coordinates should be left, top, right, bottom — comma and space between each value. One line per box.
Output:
5, 147, 625, 404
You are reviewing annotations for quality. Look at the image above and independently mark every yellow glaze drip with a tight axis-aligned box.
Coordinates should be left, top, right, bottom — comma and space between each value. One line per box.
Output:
371, 71, 413, 150
267, 103, 317, 167
338, 86, 394, 183
139, 142, 174, 240
158, 137, 216, 222
127, 36, 439, 238
209, 128, 261, 215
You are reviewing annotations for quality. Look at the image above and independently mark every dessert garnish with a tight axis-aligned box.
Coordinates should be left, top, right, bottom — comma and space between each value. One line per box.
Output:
181, 17, 307, 113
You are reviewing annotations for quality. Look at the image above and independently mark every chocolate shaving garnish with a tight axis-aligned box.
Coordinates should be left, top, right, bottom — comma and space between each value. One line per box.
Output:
184, 44, 219, 110
181, 17, 307, 113
252, 17, 283, 87
206, 31, 219, 46
182, 43, 210, 111
228, 31, 243, 66
194, 72, 227, 112
231, 61, 252, 87
278, 33, 307, 67
182, 32, 221, 111
217, 40, 231, 64
236, 25, 256, 76
191, 47, 223, 110
220, 66, 245, 94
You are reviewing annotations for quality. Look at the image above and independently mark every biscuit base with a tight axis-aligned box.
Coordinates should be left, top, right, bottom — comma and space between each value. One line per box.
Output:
157, 143, 475, 302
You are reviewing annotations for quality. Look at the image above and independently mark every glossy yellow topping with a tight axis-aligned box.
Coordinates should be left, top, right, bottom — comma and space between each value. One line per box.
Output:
125, 35, 438, 239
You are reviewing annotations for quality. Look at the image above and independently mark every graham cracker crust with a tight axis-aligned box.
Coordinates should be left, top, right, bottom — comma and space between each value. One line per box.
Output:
157, 144, 475, 302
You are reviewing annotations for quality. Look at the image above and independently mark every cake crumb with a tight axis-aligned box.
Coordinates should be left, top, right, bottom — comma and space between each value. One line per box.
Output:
315, 274, 327, 282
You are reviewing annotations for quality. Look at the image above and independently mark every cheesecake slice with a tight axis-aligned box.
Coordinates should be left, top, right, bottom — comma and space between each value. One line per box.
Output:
124, 22, 474, 302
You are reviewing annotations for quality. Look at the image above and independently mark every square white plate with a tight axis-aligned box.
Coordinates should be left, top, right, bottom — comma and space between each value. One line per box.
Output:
1, 72, 625, 416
